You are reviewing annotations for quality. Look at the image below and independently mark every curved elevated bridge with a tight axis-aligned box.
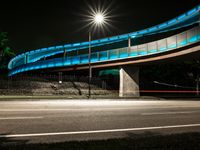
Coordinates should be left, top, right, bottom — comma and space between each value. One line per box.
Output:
8, 5, 200, 97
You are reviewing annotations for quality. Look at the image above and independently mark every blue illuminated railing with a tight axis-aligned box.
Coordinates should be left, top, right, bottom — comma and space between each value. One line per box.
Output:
8, 5, 200, 70
9, 26, 200, 76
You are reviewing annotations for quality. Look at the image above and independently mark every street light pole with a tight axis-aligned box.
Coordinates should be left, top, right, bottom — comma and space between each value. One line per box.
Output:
88, 31, 92, 98
87, 12, 106, 98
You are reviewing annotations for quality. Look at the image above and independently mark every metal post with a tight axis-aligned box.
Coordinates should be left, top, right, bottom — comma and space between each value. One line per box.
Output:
64, 49, 66, 58
196, 75, 199, 96
128, 38, 131, 48
156, 41, 158, 52
128, 38, 131, 56
88, 31, 92, 98
26, 54, 28, 64
24, 55, 27, 64
77, 50, 80, 63
59, 72, 62, 84
97, 52, 100, 61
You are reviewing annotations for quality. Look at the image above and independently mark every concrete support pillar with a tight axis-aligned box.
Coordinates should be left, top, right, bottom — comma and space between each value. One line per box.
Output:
119, 66, 140, 97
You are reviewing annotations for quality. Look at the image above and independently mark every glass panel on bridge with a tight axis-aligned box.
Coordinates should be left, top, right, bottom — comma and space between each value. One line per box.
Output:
187, 27, 198, 43
147, 42, 157, 54
167, 36, 177, 49
138, 44, 147, 55
119, 48, 128, 58
130, 46, 138, 56
158, 39, 167, 51
177, 32, 187, 47
99, 51, 108, 61
63, 57, 72, 66
109, 49, 118, 60
72, 56, 80, 65
91, 53, 98, 63
80, 54, 89, 64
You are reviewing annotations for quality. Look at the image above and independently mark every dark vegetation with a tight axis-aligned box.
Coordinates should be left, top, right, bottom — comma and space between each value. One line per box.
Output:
0, 32, 15, 72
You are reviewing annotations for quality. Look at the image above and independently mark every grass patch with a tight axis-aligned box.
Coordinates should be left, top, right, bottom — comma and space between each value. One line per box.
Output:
1, 132, 200, 150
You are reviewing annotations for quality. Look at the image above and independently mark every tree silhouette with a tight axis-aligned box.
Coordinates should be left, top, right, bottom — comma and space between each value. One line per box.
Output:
0, 32, 15, 70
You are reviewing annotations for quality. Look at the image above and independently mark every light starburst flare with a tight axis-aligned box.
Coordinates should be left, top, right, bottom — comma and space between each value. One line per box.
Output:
94, 13, 104, 24
76, 1, 118, 36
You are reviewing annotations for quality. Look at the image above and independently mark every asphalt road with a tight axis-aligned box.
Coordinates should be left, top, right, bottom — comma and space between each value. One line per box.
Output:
0, 100, 200, 143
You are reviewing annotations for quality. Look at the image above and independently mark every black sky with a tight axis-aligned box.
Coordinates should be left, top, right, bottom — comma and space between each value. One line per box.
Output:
0, 0, 199, 53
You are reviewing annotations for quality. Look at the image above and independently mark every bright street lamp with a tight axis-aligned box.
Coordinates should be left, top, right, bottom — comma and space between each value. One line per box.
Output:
94, 13, 104, 24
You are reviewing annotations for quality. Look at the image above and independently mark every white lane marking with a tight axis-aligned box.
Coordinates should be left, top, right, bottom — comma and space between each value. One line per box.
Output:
1, 124, 200, 138
0, 109, 70, 112
142, 111, 200, 115
0, 116, 43, 120
0, 108, 132, 112
0, 106, 199, 112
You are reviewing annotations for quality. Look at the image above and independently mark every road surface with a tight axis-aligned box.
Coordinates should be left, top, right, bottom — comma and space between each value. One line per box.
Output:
0, 100, 200, 143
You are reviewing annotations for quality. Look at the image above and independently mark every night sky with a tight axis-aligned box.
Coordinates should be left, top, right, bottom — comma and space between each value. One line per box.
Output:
0, 0, 199, 53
